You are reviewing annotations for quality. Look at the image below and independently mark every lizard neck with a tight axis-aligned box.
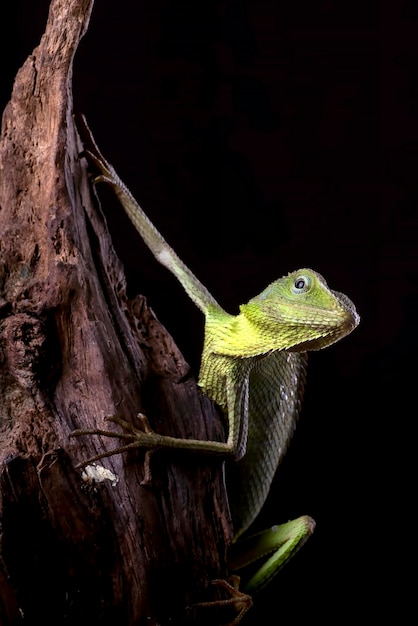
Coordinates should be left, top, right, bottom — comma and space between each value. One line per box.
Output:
197, 307, 262, 409
203, 307, 293, 360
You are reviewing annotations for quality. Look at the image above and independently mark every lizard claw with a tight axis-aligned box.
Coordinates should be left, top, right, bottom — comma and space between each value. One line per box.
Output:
142, 449, 154, 486
103, 412, 151, 435
70, 412, 160, 476
193, 575, 253, 626
75, 114, 118, 186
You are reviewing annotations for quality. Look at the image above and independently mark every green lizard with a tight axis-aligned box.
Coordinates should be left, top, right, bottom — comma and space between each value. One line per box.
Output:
72, 114, 359, 623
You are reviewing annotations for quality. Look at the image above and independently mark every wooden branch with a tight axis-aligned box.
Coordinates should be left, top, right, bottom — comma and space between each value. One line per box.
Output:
0, 1, 232, 624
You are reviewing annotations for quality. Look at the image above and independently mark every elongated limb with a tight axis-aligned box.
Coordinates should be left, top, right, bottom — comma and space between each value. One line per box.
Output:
75, 113, 221, 315
70, 413, 233, 470
228, 515, 316, 595
70, 371, 248, 468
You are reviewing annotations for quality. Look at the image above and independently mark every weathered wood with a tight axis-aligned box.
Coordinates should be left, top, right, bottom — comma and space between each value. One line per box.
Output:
0, 1, 232, 624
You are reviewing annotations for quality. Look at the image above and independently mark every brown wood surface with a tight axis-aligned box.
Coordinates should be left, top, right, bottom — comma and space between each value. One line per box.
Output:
0, 1, 232, 624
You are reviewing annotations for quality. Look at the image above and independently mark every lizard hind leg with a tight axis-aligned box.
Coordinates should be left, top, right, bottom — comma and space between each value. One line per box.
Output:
193, 575, 253, 626
229, 515, 316, 595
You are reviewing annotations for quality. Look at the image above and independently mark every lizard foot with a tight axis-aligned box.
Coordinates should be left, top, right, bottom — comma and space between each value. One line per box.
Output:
193, 575, 253, 626
75, 112, 120, 187
70, 413, 157, 483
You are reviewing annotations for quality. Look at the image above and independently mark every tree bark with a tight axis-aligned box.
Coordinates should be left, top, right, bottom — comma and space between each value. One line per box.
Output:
0, 1, 232, 624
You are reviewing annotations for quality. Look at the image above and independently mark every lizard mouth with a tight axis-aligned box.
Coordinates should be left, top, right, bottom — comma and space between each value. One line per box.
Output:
334, 290, 361, 326
286, 289, 360, 352
288, 304, 360, 352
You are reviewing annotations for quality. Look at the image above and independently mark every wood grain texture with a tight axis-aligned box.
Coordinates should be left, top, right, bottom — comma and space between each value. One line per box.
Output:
0, 1, 232, 624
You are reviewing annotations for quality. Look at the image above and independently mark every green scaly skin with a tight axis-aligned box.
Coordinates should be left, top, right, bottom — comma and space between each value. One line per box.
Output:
72, 114, 360, 623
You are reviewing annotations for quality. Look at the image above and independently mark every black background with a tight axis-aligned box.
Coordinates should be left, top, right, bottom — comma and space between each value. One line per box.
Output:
1, 1, 413, 623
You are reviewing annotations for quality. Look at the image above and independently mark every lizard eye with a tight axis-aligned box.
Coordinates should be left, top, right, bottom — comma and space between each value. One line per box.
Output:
292, 274, 312, 294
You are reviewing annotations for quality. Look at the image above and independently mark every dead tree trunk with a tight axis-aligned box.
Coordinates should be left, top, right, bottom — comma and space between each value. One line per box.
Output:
0, 1, 232, 624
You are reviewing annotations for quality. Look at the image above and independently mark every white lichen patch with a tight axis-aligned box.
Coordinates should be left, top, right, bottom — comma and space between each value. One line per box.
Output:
81, 464, 119, 487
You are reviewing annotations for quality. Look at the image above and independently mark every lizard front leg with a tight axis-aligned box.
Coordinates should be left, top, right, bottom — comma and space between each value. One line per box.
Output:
72, 113, 245, 469
69, 373, 247, 471
70, 412, 234, 472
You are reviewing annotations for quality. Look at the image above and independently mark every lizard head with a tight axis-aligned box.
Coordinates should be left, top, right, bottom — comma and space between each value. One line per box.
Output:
240, 268, 360, 352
